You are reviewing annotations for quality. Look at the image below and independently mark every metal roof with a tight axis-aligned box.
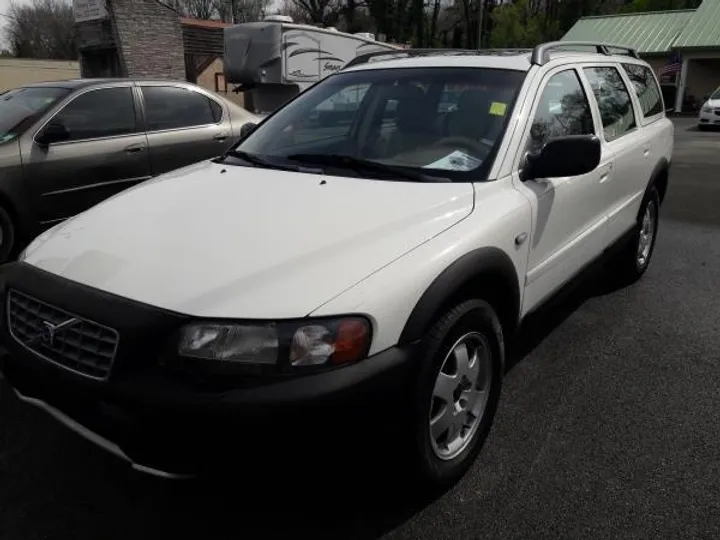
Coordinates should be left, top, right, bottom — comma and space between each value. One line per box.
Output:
562, 10, 695, 54
674, 0, 720, 49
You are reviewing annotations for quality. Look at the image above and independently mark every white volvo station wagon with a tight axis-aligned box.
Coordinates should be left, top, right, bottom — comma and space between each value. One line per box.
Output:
0, 41, 673, 486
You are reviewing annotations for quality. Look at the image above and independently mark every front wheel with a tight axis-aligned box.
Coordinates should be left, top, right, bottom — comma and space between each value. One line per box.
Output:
410, 299, 504, 488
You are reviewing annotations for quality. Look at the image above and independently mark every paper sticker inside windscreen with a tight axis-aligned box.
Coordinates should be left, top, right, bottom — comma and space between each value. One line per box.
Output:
489, 102, 507, 116
423, 150, 482, 171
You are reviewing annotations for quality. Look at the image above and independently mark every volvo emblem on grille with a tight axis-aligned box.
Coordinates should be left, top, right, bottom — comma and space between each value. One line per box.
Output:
37, 317, 79, 346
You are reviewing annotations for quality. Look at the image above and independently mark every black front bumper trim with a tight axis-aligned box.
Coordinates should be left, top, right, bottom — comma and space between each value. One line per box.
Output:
12, 386, 195, 480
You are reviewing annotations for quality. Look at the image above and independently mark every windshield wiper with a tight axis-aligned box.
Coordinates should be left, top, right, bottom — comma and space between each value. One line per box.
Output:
216, 149, 302, 172
286, 153, 450, 183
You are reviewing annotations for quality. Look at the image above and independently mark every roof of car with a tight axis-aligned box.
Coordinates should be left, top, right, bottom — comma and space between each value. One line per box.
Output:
18, 78, 200, 90
341, 45, 646, 73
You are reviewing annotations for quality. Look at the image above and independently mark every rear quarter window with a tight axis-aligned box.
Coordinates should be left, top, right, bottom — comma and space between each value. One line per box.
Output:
622, 63, 664, 119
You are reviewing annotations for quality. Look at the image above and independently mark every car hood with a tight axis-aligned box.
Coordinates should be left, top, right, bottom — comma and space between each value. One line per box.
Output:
23, 160, 474, 318
705, 99, 720, 108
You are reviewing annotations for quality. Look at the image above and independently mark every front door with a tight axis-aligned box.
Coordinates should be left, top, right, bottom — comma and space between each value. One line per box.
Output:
139, 84, 234, 176
513, 67, 614, 314
20, 84, 151, 226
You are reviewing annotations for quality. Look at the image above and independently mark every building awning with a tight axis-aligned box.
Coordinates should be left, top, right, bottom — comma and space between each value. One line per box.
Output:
562, 10, 695, 54
674, 0, 720, 49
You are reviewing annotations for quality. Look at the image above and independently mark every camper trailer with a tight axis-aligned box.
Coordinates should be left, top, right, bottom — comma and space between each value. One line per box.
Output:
223, 15, 401, 114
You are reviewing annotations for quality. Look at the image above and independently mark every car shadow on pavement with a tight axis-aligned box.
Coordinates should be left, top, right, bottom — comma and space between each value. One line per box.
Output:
506, 259, 629, 374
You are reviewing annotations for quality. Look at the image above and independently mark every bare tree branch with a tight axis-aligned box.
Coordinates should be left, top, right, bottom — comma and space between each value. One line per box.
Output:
4, 0, 76, 60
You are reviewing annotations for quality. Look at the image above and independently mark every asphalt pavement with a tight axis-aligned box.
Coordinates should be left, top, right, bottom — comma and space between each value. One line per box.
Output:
2, 117, 720, 540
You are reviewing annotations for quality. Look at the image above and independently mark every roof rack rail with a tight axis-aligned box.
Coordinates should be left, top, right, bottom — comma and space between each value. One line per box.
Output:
343, 47, 534, 69
531, 41, 639, 65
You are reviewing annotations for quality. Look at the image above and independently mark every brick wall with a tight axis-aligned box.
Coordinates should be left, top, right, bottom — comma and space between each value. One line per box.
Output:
109, 0, 186, 80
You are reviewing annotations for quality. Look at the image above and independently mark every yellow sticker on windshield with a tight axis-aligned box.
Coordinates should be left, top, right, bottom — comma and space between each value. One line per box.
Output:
489, 102, 507, 116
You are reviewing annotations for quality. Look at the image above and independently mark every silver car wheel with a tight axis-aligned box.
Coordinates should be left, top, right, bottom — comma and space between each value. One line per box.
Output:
637, 198, 657, 269
429, 332, 493, 461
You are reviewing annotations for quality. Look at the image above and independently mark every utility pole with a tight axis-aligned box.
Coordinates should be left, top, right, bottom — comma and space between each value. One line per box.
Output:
477, 0, 485, 49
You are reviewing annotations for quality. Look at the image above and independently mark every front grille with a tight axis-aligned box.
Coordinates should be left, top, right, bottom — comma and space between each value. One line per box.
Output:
7, 289, 119, 379
714, 109, 720, 116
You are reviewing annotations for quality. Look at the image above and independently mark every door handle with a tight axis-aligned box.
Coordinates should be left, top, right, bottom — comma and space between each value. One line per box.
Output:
643, 146, 651, 157
123, 144, 145, 154
213, 133, 229, 142
599, 163, 613, 183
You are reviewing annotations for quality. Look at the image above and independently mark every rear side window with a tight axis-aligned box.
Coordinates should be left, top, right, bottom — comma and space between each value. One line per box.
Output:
51, 87, 136, 141
142, 86, 223, 131
583, 67, 637, 142
526, 69, 595, 154
622, 63, 664, 118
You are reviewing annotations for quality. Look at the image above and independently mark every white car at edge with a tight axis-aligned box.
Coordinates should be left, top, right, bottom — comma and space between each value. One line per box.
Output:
698, 86, 720, 129
0, 41, 673, 488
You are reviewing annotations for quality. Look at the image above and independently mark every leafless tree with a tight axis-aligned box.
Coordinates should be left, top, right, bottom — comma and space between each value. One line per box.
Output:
286, 0, 343, 25
3, 0, 76, 60
178, 0, 217, 19
216, 0, 272, 23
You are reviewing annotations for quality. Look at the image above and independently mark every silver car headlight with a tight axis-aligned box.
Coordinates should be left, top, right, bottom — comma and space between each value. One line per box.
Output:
702, 105, 712, 113
177, 316, 371, 370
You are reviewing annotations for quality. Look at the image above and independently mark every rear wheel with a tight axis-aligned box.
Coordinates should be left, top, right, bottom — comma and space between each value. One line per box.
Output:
615, 185, 660, 283
409, 299, 504, 488
0, 205, 16, 263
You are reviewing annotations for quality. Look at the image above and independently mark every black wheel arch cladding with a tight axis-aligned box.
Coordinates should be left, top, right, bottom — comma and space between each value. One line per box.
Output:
647, 157, 669, 208
399, 247, 521, 346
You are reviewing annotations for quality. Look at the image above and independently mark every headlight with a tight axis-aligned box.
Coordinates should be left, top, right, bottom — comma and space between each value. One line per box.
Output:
177, 317, 371, 370
702, 105, 712, 113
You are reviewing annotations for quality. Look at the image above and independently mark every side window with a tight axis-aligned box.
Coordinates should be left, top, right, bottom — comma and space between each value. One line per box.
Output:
583, 67, 637, 142
622, 63, 664, 119
142, 86, 221, 131
526, 69, 594, 155
50, 87, 136, 141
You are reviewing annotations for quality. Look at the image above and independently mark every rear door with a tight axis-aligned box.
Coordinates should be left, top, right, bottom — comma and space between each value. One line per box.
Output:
139, 84, 233, 176
580, 64, 649, 244
20, 83, 151, 226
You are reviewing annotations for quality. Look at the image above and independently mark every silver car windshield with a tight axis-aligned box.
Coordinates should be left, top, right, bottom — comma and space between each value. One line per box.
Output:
0, 87, 71, 144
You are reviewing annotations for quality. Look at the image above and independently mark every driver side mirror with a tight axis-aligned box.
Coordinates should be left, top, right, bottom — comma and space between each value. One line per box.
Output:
36, 122, 70, 146
239, 122, 257, 139
521, 135, 601, 181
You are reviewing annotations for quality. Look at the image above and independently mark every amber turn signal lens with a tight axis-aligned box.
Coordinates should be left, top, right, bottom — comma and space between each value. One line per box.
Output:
330, 319, 370, 365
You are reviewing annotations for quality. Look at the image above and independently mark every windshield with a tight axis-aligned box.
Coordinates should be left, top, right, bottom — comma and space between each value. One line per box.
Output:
0, 87, 71, 144
711, 87, 720, 100
236, 67, 526, 182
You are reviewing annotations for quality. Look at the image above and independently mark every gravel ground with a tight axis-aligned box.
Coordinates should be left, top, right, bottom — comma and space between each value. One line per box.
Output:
1, 118, 720, 540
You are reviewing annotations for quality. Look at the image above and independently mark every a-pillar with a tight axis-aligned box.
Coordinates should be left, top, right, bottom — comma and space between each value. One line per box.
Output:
674, 56, 690, 113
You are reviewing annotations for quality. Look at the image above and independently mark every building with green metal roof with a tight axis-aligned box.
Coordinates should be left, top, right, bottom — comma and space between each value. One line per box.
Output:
563, 0, 720, 112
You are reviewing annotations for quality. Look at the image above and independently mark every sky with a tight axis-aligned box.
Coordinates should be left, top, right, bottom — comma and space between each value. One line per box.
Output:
0, 0, 29, 48
0, 0, 28, 18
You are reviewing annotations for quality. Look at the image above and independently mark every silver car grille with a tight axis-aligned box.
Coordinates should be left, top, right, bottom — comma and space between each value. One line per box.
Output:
7, 289, 119, 380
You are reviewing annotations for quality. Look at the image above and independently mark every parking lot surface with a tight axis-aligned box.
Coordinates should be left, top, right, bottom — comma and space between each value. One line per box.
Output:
1, 118, 720, 540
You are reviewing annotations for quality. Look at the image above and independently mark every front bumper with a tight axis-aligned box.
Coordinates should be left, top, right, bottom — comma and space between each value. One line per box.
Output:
698, 109, 720, 126
0, 262, 416, 477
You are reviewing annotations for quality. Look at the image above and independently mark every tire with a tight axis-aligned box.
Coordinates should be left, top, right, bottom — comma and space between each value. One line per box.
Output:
615, 185, 660, 284
409, 298, 504, 488
0, 205, 15, 264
